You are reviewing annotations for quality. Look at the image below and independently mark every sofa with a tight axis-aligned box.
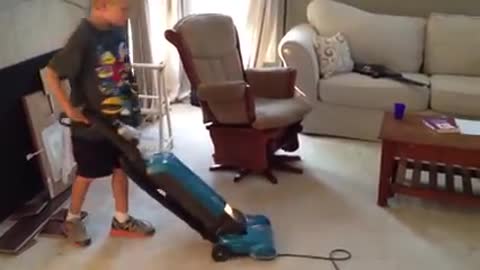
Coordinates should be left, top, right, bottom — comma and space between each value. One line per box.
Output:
279, 0, 480, 141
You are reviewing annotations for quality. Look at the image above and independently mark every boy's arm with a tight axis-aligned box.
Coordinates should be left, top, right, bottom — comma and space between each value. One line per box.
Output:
45, 24, 89, 124
44, 67, 89, 123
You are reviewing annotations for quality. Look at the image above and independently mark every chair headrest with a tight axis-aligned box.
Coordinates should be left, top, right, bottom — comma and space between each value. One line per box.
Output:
172, 13, 239, 57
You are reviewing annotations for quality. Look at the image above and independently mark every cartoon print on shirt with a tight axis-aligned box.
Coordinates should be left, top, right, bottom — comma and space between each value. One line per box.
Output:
101, 51, 116, 65
99, 80, 117, 96
95, 43, 130, 96
96, 66, 114, 80
96, 38, 139, 121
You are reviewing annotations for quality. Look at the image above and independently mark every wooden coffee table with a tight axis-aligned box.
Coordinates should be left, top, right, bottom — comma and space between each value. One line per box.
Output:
378, 112, 480, 207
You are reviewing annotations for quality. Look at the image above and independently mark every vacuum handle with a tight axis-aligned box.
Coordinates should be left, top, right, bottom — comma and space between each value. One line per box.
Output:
58, 111, 94, 128
59, 110, 143, 161
58, 112, 73, 127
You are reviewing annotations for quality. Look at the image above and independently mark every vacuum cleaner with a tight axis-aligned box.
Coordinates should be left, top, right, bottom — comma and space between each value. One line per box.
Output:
62, 111, 276, 261
60, 111, 351, 267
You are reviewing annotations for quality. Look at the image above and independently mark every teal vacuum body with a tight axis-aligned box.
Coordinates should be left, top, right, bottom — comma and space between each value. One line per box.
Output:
146, 152, 277, 261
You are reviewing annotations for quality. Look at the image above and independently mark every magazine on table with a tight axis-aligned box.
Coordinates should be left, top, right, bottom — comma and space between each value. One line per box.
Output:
423, 116, 459, 133
423, 116, 480, 135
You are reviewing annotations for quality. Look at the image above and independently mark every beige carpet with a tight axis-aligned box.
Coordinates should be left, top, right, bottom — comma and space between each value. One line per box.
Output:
1, 104, 480, 270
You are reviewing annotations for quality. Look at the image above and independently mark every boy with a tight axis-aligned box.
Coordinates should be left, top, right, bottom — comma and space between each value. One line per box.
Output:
44, 0, 155, 247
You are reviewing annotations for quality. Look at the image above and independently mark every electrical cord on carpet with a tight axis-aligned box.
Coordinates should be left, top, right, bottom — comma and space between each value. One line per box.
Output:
276, 249, 352, 270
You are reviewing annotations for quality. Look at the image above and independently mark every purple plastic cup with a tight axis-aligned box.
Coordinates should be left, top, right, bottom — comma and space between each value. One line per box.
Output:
394, 103, 406, 120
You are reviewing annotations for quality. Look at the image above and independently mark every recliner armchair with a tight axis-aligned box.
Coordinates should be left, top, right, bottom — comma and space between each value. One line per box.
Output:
165, 14, 312, 184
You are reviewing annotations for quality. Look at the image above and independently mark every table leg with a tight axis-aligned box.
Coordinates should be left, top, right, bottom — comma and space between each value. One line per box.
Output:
388, 159, 398, 198
378, 141, 395, 207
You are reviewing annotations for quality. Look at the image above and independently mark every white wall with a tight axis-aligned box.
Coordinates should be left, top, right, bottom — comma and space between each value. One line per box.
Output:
0, 0, 88, 69
286, 0, 310, 31
286, 0, 480, 31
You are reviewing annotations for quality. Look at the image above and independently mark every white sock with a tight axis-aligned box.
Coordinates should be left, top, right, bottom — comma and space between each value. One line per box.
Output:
66, 211, 81, 221
115, 212, 130, 223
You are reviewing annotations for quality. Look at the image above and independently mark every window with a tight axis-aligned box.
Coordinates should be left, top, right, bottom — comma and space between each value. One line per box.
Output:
139, 0, 252, 65
146, 0, 168, 64
186, 0, 249, 29
185, 0, 251, 65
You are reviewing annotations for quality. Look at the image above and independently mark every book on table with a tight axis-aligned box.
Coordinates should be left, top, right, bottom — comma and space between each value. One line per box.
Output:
423, 116, 460, 133
423, 116, 480, 135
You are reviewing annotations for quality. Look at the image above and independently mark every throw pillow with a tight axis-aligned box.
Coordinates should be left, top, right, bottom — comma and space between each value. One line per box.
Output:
313, 32, 354, 78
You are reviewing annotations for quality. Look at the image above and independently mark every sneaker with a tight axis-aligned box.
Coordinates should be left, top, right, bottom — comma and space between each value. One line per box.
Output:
110, 216, 155, 238
63, 219, 91, 247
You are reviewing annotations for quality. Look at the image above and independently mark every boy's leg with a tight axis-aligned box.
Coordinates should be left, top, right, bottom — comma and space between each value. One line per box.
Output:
110, 166, 155, 237
69, 175, 93, 216
111, 168, 129, 221
64, 175, 93, 247
64, 137, 120, 246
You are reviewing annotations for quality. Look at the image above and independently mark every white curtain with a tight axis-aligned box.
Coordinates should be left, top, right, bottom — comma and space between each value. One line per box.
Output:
182, 0, 284, 68
244, 0, 286, 67
129, 0, 155, 109
147, 0, 190, 102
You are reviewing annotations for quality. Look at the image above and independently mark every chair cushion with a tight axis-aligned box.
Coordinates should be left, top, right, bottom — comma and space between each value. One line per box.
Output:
319, 72, 430, 111
175, 14, 244, 84
424, 13, 480, 76
431, 75, 480, 117
253, 97, 312, 130
307, 0, 426, 73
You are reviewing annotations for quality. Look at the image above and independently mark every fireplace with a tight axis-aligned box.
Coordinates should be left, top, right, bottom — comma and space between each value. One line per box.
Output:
0, 52, 63, 222
0, 50, 78, 254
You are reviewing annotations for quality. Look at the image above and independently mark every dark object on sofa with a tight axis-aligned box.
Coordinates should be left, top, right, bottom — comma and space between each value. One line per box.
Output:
354, 63, 431, 88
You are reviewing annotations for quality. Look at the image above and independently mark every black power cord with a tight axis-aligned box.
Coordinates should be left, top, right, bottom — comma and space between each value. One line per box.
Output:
277, 249, 352, 270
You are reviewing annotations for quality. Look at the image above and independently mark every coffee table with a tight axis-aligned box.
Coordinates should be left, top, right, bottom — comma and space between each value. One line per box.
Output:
378, 112, 480, 207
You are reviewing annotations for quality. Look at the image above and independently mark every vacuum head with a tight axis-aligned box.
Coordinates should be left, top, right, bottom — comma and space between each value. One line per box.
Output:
214, 214, 276, 261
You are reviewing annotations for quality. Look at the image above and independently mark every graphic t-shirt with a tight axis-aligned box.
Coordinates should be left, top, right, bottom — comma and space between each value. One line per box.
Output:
49, 19, 141, 140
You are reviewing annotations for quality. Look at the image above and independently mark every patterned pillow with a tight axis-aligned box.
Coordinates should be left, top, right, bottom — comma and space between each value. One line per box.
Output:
313, 32, 354, 78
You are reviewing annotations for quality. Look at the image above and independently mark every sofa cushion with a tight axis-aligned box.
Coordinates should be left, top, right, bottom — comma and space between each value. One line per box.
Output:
253, 97, 312, 130
318, 73, 430, 111
424, 13, 480, 76
431, 75, 480, 117
307, 0, 426, 73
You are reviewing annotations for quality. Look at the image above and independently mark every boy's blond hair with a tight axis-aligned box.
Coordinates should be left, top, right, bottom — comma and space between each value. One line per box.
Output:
91, 0, 119, 8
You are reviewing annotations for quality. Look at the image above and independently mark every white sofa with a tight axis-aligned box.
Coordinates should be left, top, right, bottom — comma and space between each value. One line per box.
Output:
279, 0, 480, 141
